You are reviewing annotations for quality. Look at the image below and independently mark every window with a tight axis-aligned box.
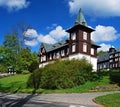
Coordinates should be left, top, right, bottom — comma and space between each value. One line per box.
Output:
71, 32, 76, 40
83, 43, 87, 52
56, 51, 60, 58
61, 50, 65, 56
115, 53, 118, 57
110, 59, 113, 62
72, 44, 76, 52
67, 48, 69, 55
42, 48, 45, 53
49, 54, 52, 60
115, 58, 118, 62
53, 52, 56, 59
41, 55, 46, 62
110, 55, 113, 58
83, 32, 87, 40
91, 48, 94, 55
116, 63, 118, 67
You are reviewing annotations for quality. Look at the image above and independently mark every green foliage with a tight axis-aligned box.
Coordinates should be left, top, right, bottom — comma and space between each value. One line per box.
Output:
28, 60, 39, 73
27, 68, 43, 89
0, 70, 118, 93
28, 58, 93, 89
109, 71, 120, 85
0, 64, 7, 73
97, 50, 107, 56
0, 34, 38, 73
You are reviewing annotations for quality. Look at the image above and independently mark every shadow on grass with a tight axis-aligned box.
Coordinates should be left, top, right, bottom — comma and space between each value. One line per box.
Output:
0, 81, 27, 93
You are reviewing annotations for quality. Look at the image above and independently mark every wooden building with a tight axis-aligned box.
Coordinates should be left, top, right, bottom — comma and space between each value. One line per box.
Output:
38, 9, 100, 71
97, 47, 120, 71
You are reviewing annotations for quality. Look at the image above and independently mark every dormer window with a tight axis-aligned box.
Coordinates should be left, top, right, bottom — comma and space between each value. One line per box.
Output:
83, 31, 87, 40
71, 32, 76, 40
42, 48, 45, 53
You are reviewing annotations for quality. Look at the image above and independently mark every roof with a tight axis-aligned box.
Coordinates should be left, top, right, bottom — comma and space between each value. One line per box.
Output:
91, 40, 101, 48
41, 39, 99, 53
42, 40, 68, 52
97, 52, 110, 62
75, 8, 87, 26
97, 48, 120, 62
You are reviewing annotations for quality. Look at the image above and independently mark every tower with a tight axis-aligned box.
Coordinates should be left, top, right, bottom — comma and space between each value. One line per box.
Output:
66, 9, 94, 57
66, 9, 100, 71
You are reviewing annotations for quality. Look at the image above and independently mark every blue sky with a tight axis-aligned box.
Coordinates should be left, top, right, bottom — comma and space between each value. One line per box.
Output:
0, 0, 120, 52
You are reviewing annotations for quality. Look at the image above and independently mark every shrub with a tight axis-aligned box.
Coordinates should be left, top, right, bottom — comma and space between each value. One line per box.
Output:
28, 60, 39, 73
27, 58, 93, 89
27, 68, 43, 89
0, 64, 7, 73
22, 70, 30, 74
110, 71, 120, 85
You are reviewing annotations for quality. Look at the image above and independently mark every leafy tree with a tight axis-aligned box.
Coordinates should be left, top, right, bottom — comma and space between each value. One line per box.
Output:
16, 47, 38, 72
97, 50, 107, 56
0, 34, 20, 70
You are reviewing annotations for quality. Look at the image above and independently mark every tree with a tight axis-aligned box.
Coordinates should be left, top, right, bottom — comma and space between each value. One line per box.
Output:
1, 34, 20, 68
16, 47, 38, 72
12, 21, 32, 49
97, 50, 107, 56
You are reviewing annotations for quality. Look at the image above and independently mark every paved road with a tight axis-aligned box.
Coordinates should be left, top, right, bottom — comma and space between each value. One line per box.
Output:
0, 91, 120, 107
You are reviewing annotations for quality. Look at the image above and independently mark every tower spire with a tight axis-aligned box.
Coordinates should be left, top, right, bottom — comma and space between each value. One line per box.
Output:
74, 8, 87, 26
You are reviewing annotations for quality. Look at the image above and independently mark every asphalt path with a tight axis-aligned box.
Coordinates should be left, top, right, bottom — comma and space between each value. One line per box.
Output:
0, 91, 120, 107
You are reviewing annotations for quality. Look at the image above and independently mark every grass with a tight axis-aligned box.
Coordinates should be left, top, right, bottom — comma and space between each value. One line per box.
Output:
0, 73, 117, 93
0, 74, 32, 93
95, 93, 120, 107
0, 74, 116, 93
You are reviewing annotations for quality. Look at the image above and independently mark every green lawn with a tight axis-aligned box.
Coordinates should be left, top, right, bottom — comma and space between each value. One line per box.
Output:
0, 73, 118, 93
95, 93, 120, 107
0, 74, 33, 93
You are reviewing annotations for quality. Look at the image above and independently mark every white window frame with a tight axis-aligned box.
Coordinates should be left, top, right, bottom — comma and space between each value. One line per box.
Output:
71, 32, 76, 40
67, 48, 69, 55
91, 48, 94, 55
83, 43, 87, 52
49, 54, 52, 60
72, 44, 76, 52
61, 50, 65, 56
83, 32, 87, 40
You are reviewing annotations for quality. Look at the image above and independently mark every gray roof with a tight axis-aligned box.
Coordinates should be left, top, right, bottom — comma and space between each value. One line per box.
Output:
97, 48, 120, 62
91, 40, 100, 47
75, 8, 87, 26
42, 40, 68, 52
42, 39, 99, 53
97, 52, 110, 62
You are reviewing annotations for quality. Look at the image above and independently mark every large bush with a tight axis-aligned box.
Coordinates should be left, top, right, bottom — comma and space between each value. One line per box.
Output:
109, 71, 120, 85
27, 58, 93, 89
27, 68, 43, 89
28, 60, 39, 73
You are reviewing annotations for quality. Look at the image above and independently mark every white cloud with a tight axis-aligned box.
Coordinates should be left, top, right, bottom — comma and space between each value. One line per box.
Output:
92, 25, 119, 42
49, 26, 68, 41
24, 29, 38, 38
98, 43, 111, 52
68, 0, 120, 17
0, 0, 30, 11
37, 34, 57, 44
24, 25, 68, 46
24, 39, 38, 47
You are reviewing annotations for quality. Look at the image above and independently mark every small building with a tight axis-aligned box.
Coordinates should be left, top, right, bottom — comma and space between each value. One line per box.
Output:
38, 9, 100, 71
97, 47, 120, 71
